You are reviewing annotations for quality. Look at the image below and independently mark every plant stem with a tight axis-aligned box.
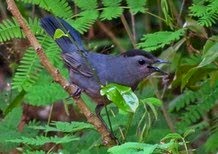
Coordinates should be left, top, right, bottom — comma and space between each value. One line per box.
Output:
120, 14, 136, 48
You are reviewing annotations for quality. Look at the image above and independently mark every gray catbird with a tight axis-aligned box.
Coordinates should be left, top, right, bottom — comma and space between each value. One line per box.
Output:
40, 16, 167, 127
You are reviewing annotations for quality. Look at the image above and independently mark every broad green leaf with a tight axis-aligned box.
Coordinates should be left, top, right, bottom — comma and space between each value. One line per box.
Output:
181, 67, 198, 90
181, 36, 218, 89
198, 42, 218, 67
100, 83, 139, 112
53, 29, 69, 40
108, 142, 158, 154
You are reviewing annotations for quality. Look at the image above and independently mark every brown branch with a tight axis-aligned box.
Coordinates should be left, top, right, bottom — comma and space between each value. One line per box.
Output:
6, 0, 115, 146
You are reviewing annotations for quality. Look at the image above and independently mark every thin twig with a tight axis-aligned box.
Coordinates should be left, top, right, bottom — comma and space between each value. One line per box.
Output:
149, 78, 175, 132
130, 13, 136, 44
97, 21, 125, 53
120, 14, 136, 48
6, 0, 115, 146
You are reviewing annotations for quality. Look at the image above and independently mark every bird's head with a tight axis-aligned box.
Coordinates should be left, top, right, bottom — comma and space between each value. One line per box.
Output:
122, 49, 168, 77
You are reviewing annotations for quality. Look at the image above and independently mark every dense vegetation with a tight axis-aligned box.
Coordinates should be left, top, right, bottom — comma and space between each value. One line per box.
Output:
0, 0, 218, 153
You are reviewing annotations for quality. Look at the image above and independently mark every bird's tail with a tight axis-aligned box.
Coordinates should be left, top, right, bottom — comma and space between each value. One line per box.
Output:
40, 16, 85, 53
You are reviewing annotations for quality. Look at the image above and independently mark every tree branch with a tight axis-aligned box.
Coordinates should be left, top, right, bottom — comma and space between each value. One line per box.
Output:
6, 0, 115, 146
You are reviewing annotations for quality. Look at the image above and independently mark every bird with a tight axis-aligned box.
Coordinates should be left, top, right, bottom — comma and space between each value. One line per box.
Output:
40, 15, 167, 136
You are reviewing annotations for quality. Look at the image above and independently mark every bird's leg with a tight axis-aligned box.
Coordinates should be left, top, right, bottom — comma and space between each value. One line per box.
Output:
72, 86, 82, 98
95, 104, 119, 144
65, 86, 82, 101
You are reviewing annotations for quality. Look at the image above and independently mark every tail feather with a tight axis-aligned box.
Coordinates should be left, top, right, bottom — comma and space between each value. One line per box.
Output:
40, 16, 85, 53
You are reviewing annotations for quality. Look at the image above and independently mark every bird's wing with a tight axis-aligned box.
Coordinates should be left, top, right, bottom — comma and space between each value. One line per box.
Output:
40, 16, 85, 53
62, 52, 93, 77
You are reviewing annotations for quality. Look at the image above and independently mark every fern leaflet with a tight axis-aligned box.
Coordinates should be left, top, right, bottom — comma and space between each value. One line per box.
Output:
7, 135, 79, 146
126, 0, 147, 14
189, 0, 218, 27
100, 0, 123, 20
17, 0, 73, 18
138, 29, 185, 51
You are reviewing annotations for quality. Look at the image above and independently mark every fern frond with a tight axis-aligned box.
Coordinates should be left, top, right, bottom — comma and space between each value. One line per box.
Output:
12, 48, 42, 92
29, 121, 95, 133
18, 0, 73, 18
171, 81, 218, 127
189, 0, 218, 27
74, 0, 97, 10
0, 17, 42, 42
126, 0, 147, 14
102, 0, 122, 6
169, 90, 197, 112
0, 18, 22, 42
138, 29, 185, 51
7, 135, 79, 146
24, 150, 45, 154
0, 107, 22, 152
69, 10, 99, 33
24, 72, 68, 106
100, 0, 123, 20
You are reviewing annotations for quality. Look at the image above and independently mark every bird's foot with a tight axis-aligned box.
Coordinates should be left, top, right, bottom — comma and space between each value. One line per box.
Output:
71, 87, 82, 99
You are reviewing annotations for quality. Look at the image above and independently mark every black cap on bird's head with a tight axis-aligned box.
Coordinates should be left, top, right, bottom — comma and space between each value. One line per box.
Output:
122, 49, 169, 75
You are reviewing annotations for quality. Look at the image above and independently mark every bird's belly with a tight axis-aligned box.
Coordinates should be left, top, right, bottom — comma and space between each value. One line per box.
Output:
70, 71, 109, 104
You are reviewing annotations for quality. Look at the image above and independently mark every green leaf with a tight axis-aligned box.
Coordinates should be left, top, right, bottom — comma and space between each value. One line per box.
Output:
181, 36, 218, 89
126, 0, 147, 14
108, 142, 158, 154
161, 0, 173, 29
142, 97, 162, 106
4, 90, 26, 115
181, 67, 198, 90
100, 83, 139, 112
198, 41, 218, 67
53, 29, 69, 40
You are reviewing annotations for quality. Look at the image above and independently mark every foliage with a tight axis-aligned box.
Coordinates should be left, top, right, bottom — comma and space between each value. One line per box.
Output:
101, 83, 139, 112
138, 29, 185, 51
7, 135, 79, 146
189, 0, 218, 27
0, 0, 218, 153
0, 107, 22, 152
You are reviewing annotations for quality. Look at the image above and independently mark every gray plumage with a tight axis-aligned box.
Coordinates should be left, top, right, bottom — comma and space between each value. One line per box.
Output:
40, 16, 165, 105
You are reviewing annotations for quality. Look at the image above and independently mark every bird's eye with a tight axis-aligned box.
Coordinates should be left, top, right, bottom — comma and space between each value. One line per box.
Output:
138, 59, 146, 65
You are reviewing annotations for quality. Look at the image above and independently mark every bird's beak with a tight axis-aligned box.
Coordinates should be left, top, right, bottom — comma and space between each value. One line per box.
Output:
155, 58, 170, 64
147, 65, 168, 75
